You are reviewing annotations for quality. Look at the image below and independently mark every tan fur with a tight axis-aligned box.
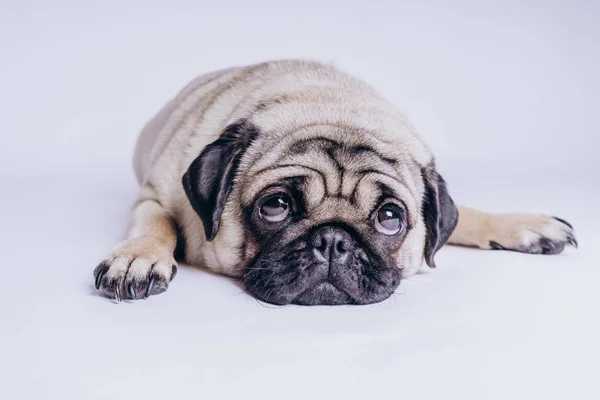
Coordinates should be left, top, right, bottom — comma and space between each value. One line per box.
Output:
132, 60, 433, 279
450, 207, 575, 251
94, 60, 576, 300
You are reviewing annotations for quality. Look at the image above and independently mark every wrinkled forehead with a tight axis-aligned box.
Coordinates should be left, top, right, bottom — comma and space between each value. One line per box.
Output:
238, 126, 423, 223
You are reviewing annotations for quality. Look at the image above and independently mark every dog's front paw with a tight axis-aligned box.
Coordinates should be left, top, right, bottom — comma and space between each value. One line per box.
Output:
485, 214, 577, 255
93, 236, 177, 301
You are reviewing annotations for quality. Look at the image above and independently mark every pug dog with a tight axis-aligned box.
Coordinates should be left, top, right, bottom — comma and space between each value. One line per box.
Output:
93, 60, 577, 305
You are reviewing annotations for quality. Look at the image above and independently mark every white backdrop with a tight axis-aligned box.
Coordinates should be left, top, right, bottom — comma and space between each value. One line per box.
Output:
1, 1, 599, 399
2, 0, 599, 181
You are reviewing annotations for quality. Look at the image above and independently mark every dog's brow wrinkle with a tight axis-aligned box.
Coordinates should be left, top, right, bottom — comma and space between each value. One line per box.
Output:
350, 144, 397, 166
287, 137, 342, 155
347, 169, 401, 206
356, 169, 402, 184
252, 163, 323, 179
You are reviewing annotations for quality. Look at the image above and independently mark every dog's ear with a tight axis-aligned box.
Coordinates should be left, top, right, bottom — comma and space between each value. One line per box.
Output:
421, 164, 459, 268
182, 120, 258, 241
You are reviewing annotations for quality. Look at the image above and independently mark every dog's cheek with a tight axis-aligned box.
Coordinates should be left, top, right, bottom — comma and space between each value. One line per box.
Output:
242, 236, 262, 265
203, 206, 247, 277
397, 219, 427, 277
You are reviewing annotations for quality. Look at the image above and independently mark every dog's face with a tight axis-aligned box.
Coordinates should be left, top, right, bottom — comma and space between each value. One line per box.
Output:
183, 120, 458, 305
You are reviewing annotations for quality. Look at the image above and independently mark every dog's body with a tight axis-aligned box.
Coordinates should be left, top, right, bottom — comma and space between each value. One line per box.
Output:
94, 60, 576, 304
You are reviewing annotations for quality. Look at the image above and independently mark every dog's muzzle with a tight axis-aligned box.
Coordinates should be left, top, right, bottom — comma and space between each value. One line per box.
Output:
243, 225, 401, 305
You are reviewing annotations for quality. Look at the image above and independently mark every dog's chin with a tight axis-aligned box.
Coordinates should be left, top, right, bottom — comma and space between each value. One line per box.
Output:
247, 277, 399, 306
291, 282, 356, 305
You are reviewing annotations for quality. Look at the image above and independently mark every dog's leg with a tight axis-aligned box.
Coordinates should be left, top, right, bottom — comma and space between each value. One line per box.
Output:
93, 186, 178, 301
448, 206, 577, 254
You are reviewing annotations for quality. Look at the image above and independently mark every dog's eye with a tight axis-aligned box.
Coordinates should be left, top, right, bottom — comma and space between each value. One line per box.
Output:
374, 204, 403, 235
260, 194, 291, 223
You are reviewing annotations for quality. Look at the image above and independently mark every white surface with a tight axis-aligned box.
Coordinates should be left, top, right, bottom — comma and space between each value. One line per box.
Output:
1, 1, 599, 399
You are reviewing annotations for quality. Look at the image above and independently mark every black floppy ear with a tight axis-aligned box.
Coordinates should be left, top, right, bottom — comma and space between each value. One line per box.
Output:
421, 165, 459, 268
182, 120, 258, 241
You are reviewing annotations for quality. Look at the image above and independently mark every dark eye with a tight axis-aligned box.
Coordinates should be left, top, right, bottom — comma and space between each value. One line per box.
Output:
259, 194, 292, 223
374, 204, 403, 235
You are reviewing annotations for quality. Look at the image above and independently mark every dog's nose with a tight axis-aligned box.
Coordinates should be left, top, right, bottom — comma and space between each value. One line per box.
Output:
310, 226, 353, 262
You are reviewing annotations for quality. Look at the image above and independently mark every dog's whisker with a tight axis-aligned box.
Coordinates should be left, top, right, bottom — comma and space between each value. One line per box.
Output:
254, 297, 283, 309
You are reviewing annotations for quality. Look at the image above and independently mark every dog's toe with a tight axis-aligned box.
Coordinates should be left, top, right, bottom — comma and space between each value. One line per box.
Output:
484, 214, 577, 255
93, 237, 177, 301
93, 257, 175, 301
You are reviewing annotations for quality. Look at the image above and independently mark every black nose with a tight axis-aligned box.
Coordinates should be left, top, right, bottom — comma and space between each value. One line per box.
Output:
309, 226, 353, 262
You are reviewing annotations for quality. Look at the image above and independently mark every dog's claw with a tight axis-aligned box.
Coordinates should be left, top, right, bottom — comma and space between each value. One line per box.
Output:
567, 236, 578, 249
146, 276, 156, 298
114, 281, 122, 302
94, 262, 109, 290
540, 238, 556, 254
489, 241, 505, 250
170, 265, 178, 282
553, 217, 573, 229
128, 282, 136, 300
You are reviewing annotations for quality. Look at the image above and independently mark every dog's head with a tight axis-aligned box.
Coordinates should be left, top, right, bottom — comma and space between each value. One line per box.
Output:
183, 119, 458, 305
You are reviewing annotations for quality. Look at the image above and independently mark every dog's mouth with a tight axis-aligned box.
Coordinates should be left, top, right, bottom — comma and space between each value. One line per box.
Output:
291, 281, 357, 305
